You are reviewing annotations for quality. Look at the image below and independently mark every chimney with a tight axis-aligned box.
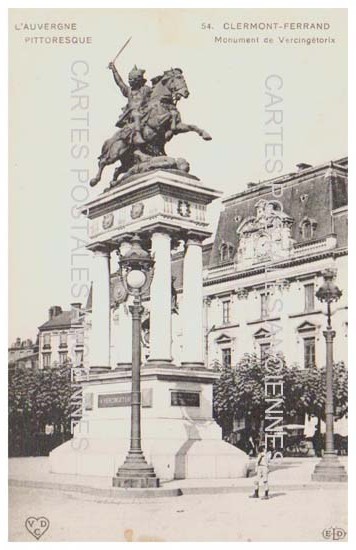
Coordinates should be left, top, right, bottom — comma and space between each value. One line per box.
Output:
49, 306, 62, 320
71, 302, 82, 322
247, 182, 257, 189
296, 163, 312, 172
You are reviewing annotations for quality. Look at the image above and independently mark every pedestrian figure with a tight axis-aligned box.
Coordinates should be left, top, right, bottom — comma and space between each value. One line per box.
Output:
250, 444, 270, 499
312, 427, 323, 458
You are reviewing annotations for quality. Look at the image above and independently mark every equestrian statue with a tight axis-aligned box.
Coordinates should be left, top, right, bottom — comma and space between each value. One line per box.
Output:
90, 41, 212, 188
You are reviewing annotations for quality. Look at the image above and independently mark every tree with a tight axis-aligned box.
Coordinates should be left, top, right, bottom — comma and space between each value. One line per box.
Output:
213, 354, 265, 440
8, 364, 73, 456
301, 361, 348, 424
212, 354, 348, 446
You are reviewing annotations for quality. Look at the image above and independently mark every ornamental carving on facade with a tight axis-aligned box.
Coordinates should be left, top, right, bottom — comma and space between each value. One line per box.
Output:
235, 288, 249, 300
235, 200, 295, 265
130, 202, 145, 219
102, 212, 114, 230
177, 200, 191, 217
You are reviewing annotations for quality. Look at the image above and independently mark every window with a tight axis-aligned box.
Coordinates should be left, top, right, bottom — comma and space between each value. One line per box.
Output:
302, 222, 312, 239
260, 342, 271, 365
260, 293, 270, 320
59, 332, 68, 346
222, 299, 231, 324
222, 348, 232, 368
42, 353, 51, 368
43, 333, 51, 348
300, 217, 317, 240
304, 337, 316, 368
75, 350, 84, 366
59, 351, 68, 365
220, 242, 234, 262
76, 331, 84, 346
304, 283, 315, 312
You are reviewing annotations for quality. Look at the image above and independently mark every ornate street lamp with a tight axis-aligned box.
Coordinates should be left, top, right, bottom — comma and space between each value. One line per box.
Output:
112, 235, 159, 488
312, 268, 347, 482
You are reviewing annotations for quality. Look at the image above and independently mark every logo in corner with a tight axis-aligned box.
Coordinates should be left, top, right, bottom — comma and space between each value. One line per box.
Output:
25, 517, 50, 540
322, 527, 346, 541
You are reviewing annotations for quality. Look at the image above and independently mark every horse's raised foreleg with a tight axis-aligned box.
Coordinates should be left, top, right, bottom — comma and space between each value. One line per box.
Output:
174, 122, 212, 141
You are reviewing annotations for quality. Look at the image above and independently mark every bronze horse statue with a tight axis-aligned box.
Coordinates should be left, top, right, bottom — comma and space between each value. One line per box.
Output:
90, 68, 211, 187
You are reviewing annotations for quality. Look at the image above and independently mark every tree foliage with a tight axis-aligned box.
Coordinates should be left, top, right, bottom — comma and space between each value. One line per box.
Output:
300, 361, 348, 421
213, 354, 348, 439
8, 364, 73, 456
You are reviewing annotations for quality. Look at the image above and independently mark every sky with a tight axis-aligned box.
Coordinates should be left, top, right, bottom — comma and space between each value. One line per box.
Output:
8, 8, 347, 343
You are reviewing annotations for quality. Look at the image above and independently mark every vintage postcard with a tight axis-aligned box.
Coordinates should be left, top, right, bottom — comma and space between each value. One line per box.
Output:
8, 7, 348, 543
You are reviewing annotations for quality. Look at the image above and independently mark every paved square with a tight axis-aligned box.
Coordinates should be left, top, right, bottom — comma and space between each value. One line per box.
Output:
9, 485, 347, 542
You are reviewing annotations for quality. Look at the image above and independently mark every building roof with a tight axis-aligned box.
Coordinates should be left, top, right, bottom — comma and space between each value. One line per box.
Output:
38, 310, 84, 331
209, 157, 348, 267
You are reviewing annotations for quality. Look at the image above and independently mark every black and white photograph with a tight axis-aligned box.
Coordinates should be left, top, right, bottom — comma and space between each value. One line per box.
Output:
6, 5, 350, 543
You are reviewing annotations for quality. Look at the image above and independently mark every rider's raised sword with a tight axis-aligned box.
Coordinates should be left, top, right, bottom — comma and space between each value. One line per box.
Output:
108, 36, 132, 68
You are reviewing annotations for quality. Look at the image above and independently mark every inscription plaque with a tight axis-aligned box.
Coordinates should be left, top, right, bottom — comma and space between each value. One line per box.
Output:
171, 391, 200, 407
98, 389, 153, 408
98, 393, 131, 408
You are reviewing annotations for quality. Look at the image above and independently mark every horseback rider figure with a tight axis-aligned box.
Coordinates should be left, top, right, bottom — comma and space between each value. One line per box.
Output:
108, 62, 151, 145
89, 52, 212, 188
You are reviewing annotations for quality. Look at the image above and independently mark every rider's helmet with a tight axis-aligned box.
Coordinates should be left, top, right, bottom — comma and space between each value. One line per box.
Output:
128, 65, 146, 86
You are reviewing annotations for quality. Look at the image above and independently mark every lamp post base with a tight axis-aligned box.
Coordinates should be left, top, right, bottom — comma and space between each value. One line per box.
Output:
112, 450, 160, 488
311, 453, 347, 482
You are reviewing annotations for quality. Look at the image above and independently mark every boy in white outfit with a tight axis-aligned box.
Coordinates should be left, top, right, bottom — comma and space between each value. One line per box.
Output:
250, 444, 270, 500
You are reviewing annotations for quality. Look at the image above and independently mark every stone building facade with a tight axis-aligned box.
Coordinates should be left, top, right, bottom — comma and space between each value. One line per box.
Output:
8, 337, 39, 369
201, 157, 348, 371
38, 303, 86, 369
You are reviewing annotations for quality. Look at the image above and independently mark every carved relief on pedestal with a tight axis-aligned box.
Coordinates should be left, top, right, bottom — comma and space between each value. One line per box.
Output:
130, 202, 145, 219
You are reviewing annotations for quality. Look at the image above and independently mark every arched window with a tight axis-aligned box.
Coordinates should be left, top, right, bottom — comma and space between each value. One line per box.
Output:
299, 217, 317, 240
219, 242, 235, 262
220, 243, 227, 262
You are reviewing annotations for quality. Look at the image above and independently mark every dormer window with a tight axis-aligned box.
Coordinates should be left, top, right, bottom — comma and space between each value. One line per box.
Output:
299, 217, 317, 240
220, 242, 235, 262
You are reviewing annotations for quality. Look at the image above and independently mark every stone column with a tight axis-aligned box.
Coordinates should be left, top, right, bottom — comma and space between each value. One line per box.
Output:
90, 245, 111, 371
181, 237, 204, 366
112, 301, 133, 368
148, 231, 172, 364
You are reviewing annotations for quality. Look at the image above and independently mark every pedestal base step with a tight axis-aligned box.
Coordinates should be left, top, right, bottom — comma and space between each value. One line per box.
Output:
312, 456, 348, 482
312, 473, 348, 482
49, 437, 249, 481
112, 476, 160, 488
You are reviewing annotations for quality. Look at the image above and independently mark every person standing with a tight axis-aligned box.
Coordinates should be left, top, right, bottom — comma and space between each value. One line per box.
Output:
312, 426, 323, 458
250, 444, 270, 499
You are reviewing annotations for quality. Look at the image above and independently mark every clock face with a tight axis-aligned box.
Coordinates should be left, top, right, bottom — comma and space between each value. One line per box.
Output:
256, 236, 270, 256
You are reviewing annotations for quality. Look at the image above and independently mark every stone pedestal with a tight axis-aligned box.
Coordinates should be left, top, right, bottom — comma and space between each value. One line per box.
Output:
49, 170, 249, 482
49, 367, 249, 480
82, 169, 221, 368
312, 453, 348, 482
